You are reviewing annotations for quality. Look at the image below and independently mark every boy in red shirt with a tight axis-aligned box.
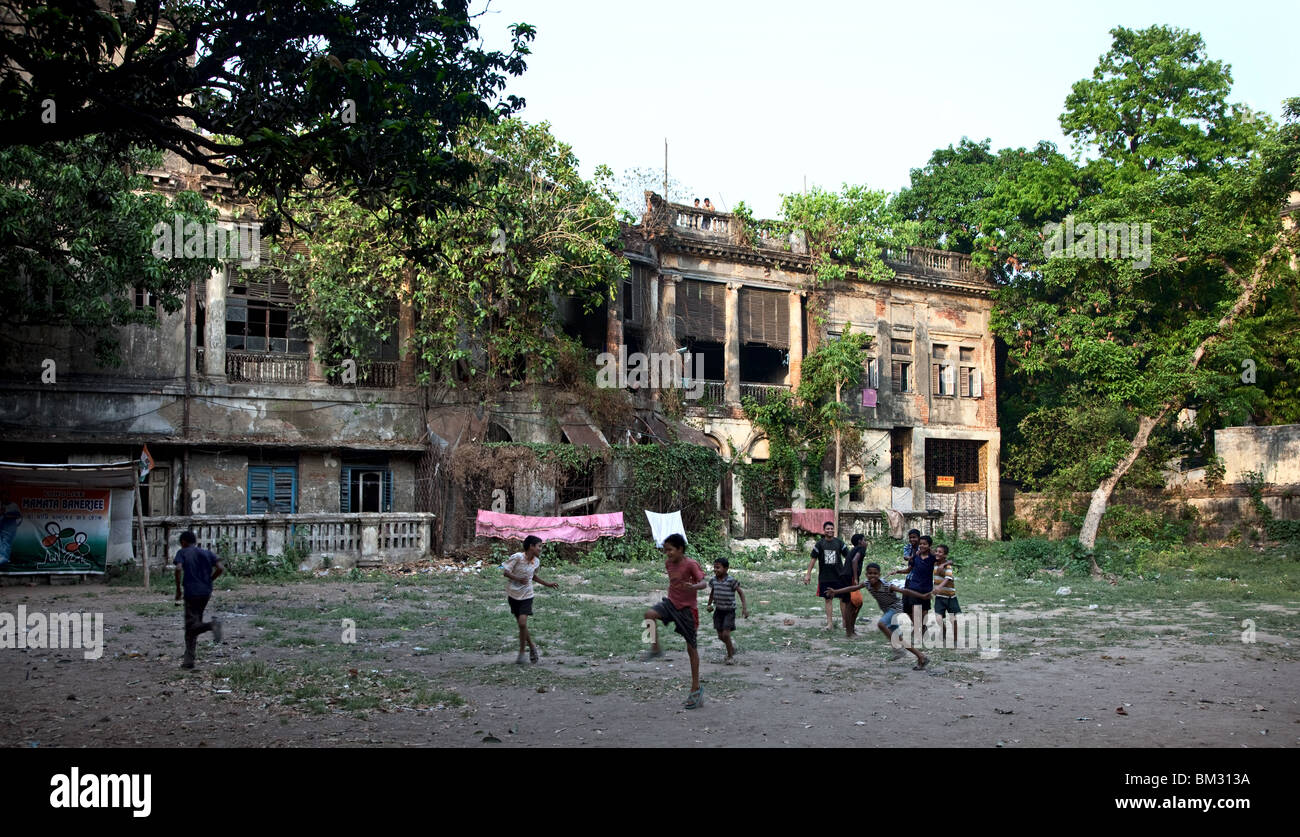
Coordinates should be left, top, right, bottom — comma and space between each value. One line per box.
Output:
641, 533, 709, 709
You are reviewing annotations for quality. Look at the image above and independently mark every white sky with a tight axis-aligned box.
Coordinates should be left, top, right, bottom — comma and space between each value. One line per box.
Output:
478, 0, 1298, 218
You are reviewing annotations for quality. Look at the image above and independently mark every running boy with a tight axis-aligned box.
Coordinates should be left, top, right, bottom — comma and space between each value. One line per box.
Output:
502, 535, 558, 664
827, 562, 930, 669
932, 543, 959, 646
706, 557, 748, 664
642, 533, 709, 709
173, 530, 224, 669
804, 520, 850, 632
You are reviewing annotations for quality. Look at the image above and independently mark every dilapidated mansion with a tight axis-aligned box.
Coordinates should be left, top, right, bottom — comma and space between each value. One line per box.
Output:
1, 163, 1001, 569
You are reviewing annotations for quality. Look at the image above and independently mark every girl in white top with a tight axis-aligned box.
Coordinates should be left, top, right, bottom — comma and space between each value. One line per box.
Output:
502, 535, 558, 664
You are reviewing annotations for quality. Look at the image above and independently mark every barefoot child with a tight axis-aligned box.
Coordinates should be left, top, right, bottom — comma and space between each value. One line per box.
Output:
173, 530, 224, 670
642, 533, 709, 709
706, 557, 748, 664
502, 535, 558, 664
828, 562, 931, 669
932, 544, 959, 646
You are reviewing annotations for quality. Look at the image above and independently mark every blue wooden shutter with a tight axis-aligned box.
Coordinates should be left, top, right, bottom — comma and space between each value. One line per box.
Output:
273, 468, 297, 513
382, 470, 393, 512
340, 466, 352, 513
248, 467, 271, 513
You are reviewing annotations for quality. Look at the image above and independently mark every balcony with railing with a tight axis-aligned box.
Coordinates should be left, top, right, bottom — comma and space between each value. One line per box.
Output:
133, 512, 436, 570
225, 351, 309, 384
650, 194, 984, 281
684, 380, 791, 408
740, 382, 791, 405
326, 361, 400, 388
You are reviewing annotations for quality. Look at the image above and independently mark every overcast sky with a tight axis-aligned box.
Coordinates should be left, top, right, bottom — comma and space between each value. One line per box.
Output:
479, 0, 1297, 218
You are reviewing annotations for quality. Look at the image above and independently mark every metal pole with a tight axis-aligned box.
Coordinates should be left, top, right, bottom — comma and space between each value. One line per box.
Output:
134, 479, 149, 591
663, 138, 668, 200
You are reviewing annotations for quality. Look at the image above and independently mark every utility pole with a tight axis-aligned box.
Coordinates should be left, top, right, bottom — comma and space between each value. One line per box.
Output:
664, 138, 669, 201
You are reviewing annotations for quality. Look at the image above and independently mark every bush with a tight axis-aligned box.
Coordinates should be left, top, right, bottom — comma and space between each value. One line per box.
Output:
1003, 517, 1032, 540
1002, 538, 1064, 578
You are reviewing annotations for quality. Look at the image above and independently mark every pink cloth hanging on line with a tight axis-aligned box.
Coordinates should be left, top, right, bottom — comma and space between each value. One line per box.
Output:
475, 510, 625, 543
791, 509, 835, 533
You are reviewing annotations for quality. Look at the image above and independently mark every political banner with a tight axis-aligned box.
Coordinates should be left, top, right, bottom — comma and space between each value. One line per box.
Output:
0, 484, 111, 574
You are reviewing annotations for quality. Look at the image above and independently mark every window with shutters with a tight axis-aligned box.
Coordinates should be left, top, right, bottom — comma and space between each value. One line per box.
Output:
247, 465, 297, 513
739, 288, 789, 348
864, 357, 879, 389
933, 361, 955, 397
891, 360, 912, 393
340, 464, 393, 513
675, 280, 726, 342
622, 264, 649, 325
227, 278, 308, 354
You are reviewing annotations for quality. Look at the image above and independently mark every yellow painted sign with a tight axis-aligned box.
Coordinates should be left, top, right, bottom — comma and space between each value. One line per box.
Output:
936, 475, 955, 488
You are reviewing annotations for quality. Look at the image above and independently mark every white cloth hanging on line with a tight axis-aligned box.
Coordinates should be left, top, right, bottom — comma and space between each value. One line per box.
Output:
644, 510, 687, 548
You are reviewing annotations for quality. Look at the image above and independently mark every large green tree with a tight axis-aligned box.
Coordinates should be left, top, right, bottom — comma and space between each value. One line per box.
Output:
996, 27, 1298, 557
269, 118, 627, 386
1, 0, 534, 231
0, 139, 217, 363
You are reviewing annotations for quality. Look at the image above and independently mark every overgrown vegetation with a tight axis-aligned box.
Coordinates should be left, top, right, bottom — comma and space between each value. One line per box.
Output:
1244, 470, 1300, 542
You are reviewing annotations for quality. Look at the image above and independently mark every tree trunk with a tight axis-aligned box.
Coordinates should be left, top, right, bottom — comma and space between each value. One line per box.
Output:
1077, 407, 1172, 563
834, 381, 842, 534
1076, 241, 1283, 568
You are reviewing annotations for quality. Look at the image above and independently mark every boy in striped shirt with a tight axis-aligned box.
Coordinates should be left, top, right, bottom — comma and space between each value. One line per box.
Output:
706, 557, 748, 664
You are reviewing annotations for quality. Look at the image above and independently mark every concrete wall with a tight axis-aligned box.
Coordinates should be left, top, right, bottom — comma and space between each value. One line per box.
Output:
1004, 486, 1300, 540
1217, 425, 1300, 485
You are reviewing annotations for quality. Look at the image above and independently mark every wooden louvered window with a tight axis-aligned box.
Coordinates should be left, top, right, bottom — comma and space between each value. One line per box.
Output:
623, 264, 649, 324
891, 360, 912, 393
932, 362, 954, 397
675, 280, 726, 342
247, 465, 297, 514
739, 288, 789, 348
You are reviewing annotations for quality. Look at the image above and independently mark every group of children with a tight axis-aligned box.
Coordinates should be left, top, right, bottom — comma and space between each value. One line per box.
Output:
502, 524, 956, 710
171, 525, 956, 712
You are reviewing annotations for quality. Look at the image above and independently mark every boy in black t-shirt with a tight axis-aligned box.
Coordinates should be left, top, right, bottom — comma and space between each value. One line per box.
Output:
173, 530, 224, 669
803, 521, 851, 633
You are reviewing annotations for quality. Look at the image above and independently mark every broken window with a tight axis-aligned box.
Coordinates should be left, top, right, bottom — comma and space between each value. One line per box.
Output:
848, 473, 864, 502
226, 278, 308, 355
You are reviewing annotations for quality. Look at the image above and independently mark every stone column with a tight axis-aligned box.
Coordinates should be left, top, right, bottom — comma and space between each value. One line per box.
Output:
605, 295, 623, 355
986, 436, 1002, 540
725, 282, 741, 405
204, 266, 226, 381
658, 273, 677, 355
788, 289, 804, 389
307, 329, 327, 383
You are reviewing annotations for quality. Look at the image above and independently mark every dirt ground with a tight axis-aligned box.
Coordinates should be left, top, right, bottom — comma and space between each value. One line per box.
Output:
1, 577, 1296, 748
